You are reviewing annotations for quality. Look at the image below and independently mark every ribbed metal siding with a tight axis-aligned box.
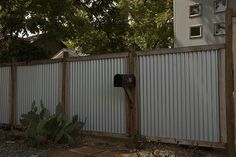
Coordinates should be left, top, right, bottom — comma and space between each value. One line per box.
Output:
16, 64, 60, 124
69, 58, 126, 134
139, 50, 220, 142
0, 67, 10, 124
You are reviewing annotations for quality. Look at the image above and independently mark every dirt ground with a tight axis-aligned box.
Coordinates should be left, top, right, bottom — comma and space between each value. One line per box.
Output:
0, 128, 227, 157
45, 134, 227, 157
47, 136, 227, 157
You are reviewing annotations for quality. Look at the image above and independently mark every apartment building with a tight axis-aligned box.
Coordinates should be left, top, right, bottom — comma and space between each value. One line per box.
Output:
174, 0, 236, 47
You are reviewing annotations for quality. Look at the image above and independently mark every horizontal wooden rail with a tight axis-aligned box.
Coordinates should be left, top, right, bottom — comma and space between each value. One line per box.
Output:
66, 52, 129, 62
1, 123, 226, 149
82, 131, 129, 139
0, 59, 63, 67
146, 136, 226, 149
136, 44, 225, 56
0, 124, 11, 129
0, 52, 129, 67
15, 58, 63, 66
0, 45, 225, 67
0, 63, 12, 67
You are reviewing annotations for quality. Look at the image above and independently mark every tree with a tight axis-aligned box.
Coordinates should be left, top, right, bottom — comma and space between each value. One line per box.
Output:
0, 0, 174, 62
0, 0, 89, 40
70, 0, 174, 53
0, 0, 90, 62
0, 40, 48, 63
68, 0, 130, 53
120, 0, 174, 50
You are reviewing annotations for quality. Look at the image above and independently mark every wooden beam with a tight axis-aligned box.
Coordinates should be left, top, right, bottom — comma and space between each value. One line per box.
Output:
125, 95, 132, 136
225, 9, 236, 156
146, 136, 226, 149
0, 63, 11, 67
123, 88, 134, 104
0, 43, 225, 67
133, 53, 140, 135
0, 124, 11, 129
136, 44, 225, 56
10, 58, 16, 129
126, 52, 133, 136
0, 45, 225, 67
82, 131, 129, 139
67, 52, 129, 62
15, 59, 62, 66
232, 16, 236, 151
219, 49, 227, 143
62, 52, 69, 118
127, 51, 139, 137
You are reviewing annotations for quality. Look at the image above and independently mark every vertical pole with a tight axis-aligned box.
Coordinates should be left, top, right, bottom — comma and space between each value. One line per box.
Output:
127, 51, 139, 136
133, 52, 140, 135
62, 52, 69, 118
225, 9, 235, 156
219, 48, 227, 143
10, 58, 16, 129
126, 52, 133, 136
232, 12, 236, 152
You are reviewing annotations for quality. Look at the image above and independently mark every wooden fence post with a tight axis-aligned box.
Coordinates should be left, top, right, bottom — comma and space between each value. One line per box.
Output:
232, 10, 236, 153
133, 52, 140, 136
62, 52, 69, 118
10, 58, 16, 129
219, 48, 227, 144
127, 50, 139, 136
225, 9, 236, 156
126, 52, 133, 136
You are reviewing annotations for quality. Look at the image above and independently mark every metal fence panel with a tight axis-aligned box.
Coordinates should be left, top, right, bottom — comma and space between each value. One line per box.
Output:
69, 58, 127, 134
0, 67, 11, 124
16, 63, 60, 124
139, 50, 220, 142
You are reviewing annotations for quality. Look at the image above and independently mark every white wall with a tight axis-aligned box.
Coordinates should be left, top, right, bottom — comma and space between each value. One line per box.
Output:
174, 0, 236, 47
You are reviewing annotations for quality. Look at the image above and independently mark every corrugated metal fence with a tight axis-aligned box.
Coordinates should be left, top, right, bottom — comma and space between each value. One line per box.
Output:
0, 67, 10, 124
69, 58, 127, 134
0, 45, 226, 146
16, 63, 61, 124
138, 50, 220, 142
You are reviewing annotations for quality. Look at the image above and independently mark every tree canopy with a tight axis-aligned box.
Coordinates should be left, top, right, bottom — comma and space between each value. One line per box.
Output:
0, 0, 173, 62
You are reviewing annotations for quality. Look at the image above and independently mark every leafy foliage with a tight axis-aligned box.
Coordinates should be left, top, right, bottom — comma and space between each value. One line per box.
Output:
20, 101, 84, 147
0, 0, 174, 60
0, 39, 48, 63
125, 0, 174, 49
70, 0, 174, 53
130, 132, 147, 149
0, 0, 87, 39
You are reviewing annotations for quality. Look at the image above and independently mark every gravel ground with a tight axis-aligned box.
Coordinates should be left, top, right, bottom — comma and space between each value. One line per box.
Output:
0, 129, 227, 157
0, 143, 49, 157
0, 129, 49, 157
83, 136, 227, 157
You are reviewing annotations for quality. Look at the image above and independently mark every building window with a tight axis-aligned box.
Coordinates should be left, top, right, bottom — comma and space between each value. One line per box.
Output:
214, 0, 227, 13
214, 23, 225, 35
189, 4, 202, 17
190, 25, 202, 39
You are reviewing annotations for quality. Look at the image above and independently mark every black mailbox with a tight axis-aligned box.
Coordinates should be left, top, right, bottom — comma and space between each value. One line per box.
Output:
114, 74, 135, 88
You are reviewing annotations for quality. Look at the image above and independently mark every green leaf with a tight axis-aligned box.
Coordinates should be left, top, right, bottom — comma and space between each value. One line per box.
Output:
20, 101, 85, 146
54, 129, 65, 143
31, 101, 38, 113
66, 134, 74, 144
40, 107, 50, 120
40, 100, 44, 109
72, 115, 78, 124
